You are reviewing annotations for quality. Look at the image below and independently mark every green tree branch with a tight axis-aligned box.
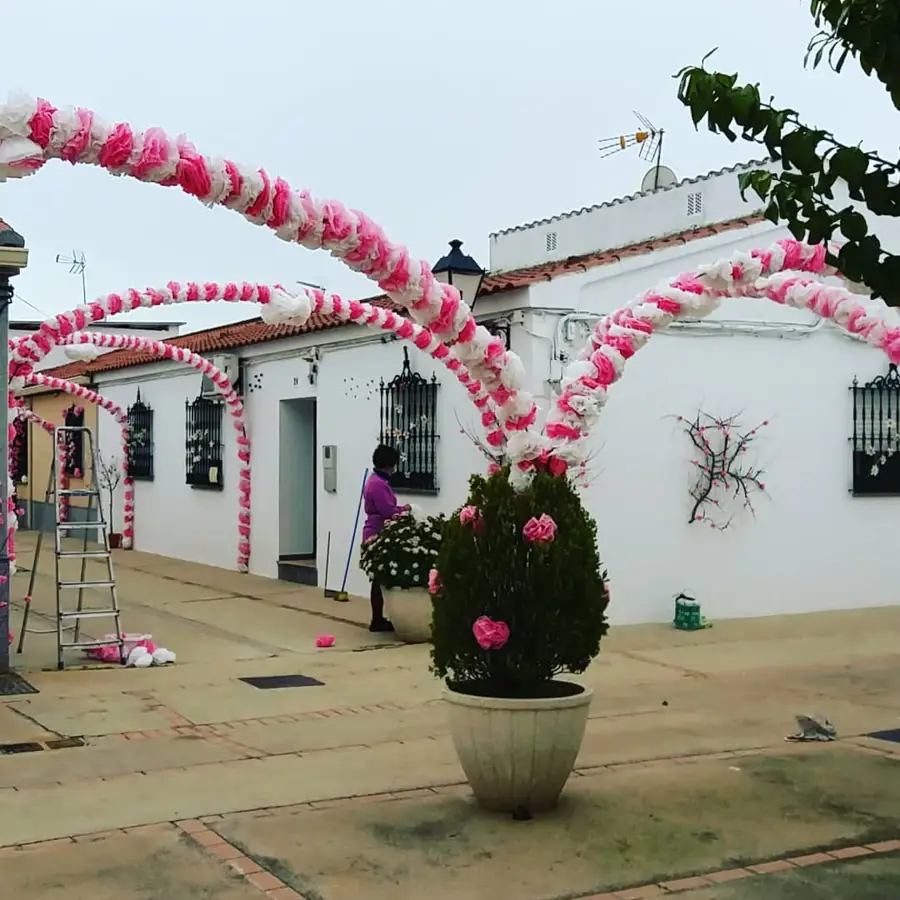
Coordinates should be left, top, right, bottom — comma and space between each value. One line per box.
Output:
675, 51, 900, 304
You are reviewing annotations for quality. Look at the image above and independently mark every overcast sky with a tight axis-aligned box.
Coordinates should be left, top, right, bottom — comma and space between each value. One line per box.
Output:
1, 0, 896, 334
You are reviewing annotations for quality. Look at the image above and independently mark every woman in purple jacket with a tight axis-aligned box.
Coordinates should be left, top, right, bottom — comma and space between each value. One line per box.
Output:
362, 444, 410, 632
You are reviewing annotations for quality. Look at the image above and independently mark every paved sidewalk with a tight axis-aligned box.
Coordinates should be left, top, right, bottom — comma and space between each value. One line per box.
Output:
2, 534, 899, 898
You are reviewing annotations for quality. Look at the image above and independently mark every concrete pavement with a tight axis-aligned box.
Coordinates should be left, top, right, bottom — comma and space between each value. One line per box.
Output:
1, 533, 899, 898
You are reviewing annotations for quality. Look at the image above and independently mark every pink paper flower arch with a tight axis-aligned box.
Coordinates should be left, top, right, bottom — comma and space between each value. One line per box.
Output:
540, 238, 900, 478
59, 332, 252, 571
19, 373, 132, 544
3, 407, 54, 569
1, 94, 897, 491
8, 293, 506, 574
0, 95, 533, 450
8, 288, 507, 455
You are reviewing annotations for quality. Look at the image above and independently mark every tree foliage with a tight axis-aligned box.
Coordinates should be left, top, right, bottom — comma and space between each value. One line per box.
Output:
675, 1, 900, 305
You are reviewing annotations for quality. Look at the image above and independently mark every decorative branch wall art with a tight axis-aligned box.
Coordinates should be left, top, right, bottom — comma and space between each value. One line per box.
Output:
673, 411, 769, 530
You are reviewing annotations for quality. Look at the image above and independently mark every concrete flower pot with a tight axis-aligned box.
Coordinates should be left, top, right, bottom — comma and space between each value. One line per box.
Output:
443, 682, 592, 814
383, 587, 432, 643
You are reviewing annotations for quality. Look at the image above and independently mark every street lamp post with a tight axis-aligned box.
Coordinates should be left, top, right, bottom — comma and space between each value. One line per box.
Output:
0, 220, 28, 676
431, 240, 486, 311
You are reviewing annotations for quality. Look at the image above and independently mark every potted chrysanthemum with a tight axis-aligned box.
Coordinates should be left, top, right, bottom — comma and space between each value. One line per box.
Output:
429, 459, 609, 814
360, 510, 445, 643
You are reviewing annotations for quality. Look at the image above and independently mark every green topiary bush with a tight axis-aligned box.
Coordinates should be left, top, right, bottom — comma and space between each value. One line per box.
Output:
430, 466, 609, 698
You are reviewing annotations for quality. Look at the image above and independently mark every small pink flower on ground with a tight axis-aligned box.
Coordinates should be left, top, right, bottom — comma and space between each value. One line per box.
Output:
315, 635, 335, 648
428, 568, 441, 594
472, 616, 510, 650
523, 513, 557, 543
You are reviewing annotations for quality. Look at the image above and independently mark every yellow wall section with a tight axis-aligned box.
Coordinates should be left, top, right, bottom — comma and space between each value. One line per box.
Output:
18, 393, 99, 509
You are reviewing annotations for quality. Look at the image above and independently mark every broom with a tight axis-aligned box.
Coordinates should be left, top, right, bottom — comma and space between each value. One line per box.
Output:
334, 468, 368, 602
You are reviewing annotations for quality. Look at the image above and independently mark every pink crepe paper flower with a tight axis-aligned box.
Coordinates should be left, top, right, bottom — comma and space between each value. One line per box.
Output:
315, 635, 335, 648
459, 505, 483, 531
523, 514, 557, 544
472, 616, 510, 651
547, 456, 568, 477
428, 568, 441, 594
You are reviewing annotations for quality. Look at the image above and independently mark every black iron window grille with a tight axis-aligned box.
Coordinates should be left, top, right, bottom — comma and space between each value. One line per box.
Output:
63, 404, 85, 476
379, 347, 439, 493
851, 364, 900, 495
11, 416, 28, 484
127, 389, 154, 481
185, 396, 224, 490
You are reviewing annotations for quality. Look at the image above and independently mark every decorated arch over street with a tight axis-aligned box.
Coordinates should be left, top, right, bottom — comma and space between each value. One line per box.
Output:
0, 94, 898, 501
59, 332, 252, 569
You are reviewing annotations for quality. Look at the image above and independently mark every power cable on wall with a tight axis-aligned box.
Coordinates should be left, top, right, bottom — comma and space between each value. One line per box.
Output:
13, 292, 51, 319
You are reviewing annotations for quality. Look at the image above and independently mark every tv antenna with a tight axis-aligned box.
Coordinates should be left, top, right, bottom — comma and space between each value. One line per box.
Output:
598, 113, 676, 192
55, 251, 88, 305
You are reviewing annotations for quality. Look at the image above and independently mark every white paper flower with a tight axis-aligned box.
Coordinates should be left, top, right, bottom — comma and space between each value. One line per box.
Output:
64, 340, 101, 361
260, 288, 312, 326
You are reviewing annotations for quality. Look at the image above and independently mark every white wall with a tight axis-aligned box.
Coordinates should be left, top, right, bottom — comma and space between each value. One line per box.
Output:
488, 159, 774, 272
94, 363, 238, 571
570, 325, 894, 626
86, 162, 900, 624
314, 339, 484, 598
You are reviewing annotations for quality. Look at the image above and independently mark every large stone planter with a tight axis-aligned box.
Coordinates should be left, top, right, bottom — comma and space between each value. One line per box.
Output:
443, 681, 592, 814
383, 587, 432, 643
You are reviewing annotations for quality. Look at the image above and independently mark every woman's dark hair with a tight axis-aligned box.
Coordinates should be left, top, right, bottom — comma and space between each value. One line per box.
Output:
372, 444, 400, 470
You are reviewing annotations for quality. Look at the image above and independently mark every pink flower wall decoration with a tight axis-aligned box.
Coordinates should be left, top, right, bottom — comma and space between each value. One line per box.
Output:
472, 616, 510, 650
523, 514, 557, 544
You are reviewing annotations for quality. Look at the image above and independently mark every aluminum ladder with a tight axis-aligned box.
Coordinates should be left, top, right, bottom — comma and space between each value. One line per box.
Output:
17, 425, 124, 669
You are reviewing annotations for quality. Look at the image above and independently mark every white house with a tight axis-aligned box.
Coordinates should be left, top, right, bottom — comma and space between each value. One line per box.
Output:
40, 158, 900, 625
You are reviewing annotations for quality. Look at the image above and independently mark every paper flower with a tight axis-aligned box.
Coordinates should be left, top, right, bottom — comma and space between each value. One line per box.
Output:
472, 616, 509, 650
523, 514, 557, 544
459, 505, 480, 526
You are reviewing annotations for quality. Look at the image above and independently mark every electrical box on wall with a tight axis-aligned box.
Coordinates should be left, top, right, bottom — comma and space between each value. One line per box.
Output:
322, 445, 337, 493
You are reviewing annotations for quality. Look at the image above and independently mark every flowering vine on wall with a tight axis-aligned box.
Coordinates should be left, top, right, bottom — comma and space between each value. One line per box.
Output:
674, 410, 769, 530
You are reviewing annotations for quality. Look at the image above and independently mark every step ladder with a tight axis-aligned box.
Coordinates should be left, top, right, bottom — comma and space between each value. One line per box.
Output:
17, 425, 124, 670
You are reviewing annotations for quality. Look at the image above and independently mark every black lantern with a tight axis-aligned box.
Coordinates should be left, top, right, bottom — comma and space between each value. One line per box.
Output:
432, 239, 486, 310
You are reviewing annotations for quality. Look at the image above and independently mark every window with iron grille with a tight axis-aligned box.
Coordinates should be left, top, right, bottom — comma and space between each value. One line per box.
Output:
127, 389, 154, 480
850, 364, 900, 495
63, 404, 85, 476
185, 396, 224, 490
379, 347, 439, 493
11, 416, 27, 484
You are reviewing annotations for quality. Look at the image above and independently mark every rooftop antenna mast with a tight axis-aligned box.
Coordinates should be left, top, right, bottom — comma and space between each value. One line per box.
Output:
55, 251, 88, 305
598, 113, 676, 192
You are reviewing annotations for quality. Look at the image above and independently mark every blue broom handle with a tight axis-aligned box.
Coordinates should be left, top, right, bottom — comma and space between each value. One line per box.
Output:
341, 467, 369, 591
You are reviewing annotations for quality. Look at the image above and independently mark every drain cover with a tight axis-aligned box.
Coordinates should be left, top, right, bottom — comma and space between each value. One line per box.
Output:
866, 729, 900, 744
46, 737, 87, 750
0, 742, 43, 755
239, 674, 324, 690
0, 672, 38, 696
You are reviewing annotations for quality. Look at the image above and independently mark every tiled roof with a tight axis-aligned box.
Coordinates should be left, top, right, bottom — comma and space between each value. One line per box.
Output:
41, 212, 764, 380
489, 159, 772, 237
